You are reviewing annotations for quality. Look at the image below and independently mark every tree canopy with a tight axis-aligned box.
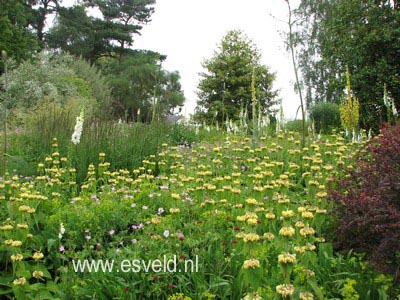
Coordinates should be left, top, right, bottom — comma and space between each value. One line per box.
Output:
0, 0, 185, 123
293, 0, 400, 130
101, 51, 185, 122
195, 30, 278, 125
47, 0, 155, 62
0, 0, 39, 69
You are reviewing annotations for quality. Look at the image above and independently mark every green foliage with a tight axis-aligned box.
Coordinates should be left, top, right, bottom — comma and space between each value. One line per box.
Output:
294, 0, 400, 130
309, 102, 341, 134
284, 119, 311, 134
67, 56, 113, 119
0, 0, 39, 71
90, 0, 155, 53
1, 130, 395, 299
100, 51, 184, 122
47, 0, 155, 62
0, 51, 111, 127
196, 29, 278, 125
46, 5, 111, 62
315, 243, 393, 300
167, 124, 198, 146
6, 119, 200, 183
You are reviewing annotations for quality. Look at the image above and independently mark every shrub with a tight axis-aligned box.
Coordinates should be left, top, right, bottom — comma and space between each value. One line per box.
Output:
309, 102, 341, 134
330, 124, 400, 285
167, 124, 198, 146
0, 51, 112, 127
284, 119, 310, 133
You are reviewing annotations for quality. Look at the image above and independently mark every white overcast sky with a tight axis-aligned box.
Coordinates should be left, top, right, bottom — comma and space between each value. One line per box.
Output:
64, 0, 302, 118
132, 0, 302, 119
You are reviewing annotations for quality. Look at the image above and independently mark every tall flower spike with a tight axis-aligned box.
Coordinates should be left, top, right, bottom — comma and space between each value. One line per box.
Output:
71, 108, 85, 145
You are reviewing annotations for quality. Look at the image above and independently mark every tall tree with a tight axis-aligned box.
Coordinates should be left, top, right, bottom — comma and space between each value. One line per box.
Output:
294, 0, 400, 129
90, 0, 155, 53
196, 30, 278, 125
32, 0, 60, 46
101, 51, 184, 122
47, 0, 155, 61
47, 5, 113, 62
0, 0, 39, 70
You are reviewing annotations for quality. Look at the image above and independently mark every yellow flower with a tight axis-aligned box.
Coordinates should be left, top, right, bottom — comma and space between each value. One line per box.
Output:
11, 254, 24, 262
33, 252, 44, 261
311, 165, 320, 171
242, 258, 261, 269
236, 215, 246, 222
151, 217, 161, 225
276, 284, 295, 297
171, 193, 181, 199
279, 226, 295, 237
169, 208, 180, 214
302, 269, 315, 277
301, 211, 314, 219
231, 188, 241, 194
247, 218, 258, 225
11, 240, 22, 247
151, 234, 162, 240
294, 246, 306, 254
297, 206, 306, 213
13, 277, 27, 286
32, 270, 44, 279
300, 292, 314, 300
17, 223, 28, 229
242, 292, 263, 300
245, 198, 258, 205
0, 224, 13, 230
300, 225, 315, 237
263, 232, 275, 241
243, 233, 260, 243
278, 253, 296, 264
265, 213, 276, 220
18, 205, 32, 212
282, 210, 294, 218
235, 232, 246, 239
304, 243, 316, 251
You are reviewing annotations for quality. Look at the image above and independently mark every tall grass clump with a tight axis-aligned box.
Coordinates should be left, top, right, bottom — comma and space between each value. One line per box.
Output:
6, 109, 199, 183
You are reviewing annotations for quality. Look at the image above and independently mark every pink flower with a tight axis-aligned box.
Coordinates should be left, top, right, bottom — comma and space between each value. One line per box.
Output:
59, 245, 65, 252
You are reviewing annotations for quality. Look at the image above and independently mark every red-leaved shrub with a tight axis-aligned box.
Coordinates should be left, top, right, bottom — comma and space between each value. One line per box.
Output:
330, 124, 400, 280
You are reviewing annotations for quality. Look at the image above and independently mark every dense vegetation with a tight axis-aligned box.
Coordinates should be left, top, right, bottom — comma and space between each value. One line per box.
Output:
292, 0, 400, 130
1, 0, 400, 299
1, 130, 399, 299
